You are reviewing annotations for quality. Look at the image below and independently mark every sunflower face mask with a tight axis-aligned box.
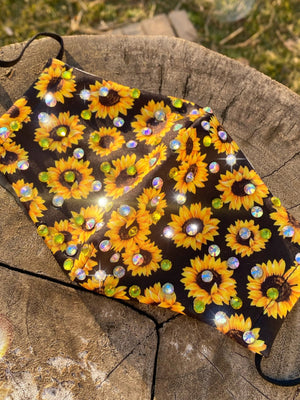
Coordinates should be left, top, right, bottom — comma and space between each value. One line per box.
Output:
0, 33, 299, 386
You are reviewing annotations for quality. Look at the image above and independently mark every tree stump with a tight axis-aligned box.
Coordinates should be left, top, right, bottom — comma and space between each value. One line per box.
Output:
0, 35, 299, 400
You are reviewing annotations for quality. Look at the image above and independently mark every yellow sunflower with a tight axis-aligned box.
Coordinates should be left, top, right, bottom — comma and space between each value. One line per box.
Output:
28, 193, 47, 223
216, 314, 267, 354
0, 140, 28, 174
137, 187, 167, 225
70, 205, 104, 243
226, 220, 268, 257
181, 254, 236, 305
247, 259, 300, 319
34, 59, 76, 103
69, 244, 98, 280
169, 202, 219, 250
106, 208, 151, 252
88, 80, 134, 119
209, 115, 239, 154
132, 100, 178, 145
173, 153, 208, 194
122, 240, 162, 276
104, 153, 148, 199
270, 206, 300, 245
12, 179, 46, 222
6, 97, 32, 124
88, 127, 125, 156
216, 165, 269, 211
141, 143, 167, 171
175, 127, 201, 162
138, 282, 185, 314
34, 112, 85, 153
82, 275, 129, 300
47, 157, 94, 199
45, 220, 75, 254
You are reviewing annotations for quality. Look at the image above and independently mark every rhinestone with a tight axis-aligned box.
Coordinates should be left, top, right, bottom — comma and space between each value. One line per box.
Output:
174, 123, 183, 131
162, 283, 174, 295
208, 162, 219, 174
127, 165, 137, 176
45, 93, 56, 107
74, 215, 84, 226
99, 86, 109, 96
85, 218, 96, 230
75, 269, 86, 281
64, 171, 76, 183
100, 161, 111, 173
39, 138, 50, 149
226, 154, 236, 167
99, 240, 112, 252
152, 177, 163, 189
0, 127, 9, 139
92, 180, 102, 192
113, 266, 126, 278
128, 226, 138, 237
95, 269, 107, 281
185, 223, 198, 236
282, 225, 295, 237
118, 205, 131, 217
271, 197, 281, 207
90, 133, 100, 143
113, 117, 124, 127
208, 244, 220, 257
163, 226, 175, 239
154, 110, 165, 121
267, 287, 279, 300
110, 253, 120, 263
172, 98, 183, 108
251, 265, 264, 279
81, 244, 90, 256
152, 211, 161, 223
150, 196, 160, 207
54, 233, 64, 245
38, 171, 49, 182
185, 172, 194, 183
212, 198, 223, 209
243, 330, 256, 344
38, 112, 50, 124
126, 140, 138, 148
96, 221, 105, 231
203, 136, 212, 147
8, 120, 19, 131
63, 259, 73, 271
161, 259, 172, 271
295, 253, 300, 263
201, 270, 213, 283
193, 299, 206, 313
239, 227, 251, 240
62, 70, 72, 80
169, 167, 178, 179
260, 228, 272, 239
218, 130, 227, 141
20, 185, 32, 197
176, 193, 187, 205
227, 257, 239, 269
73, 148, 84, 159
37, 225, 48, 237
132, 253, 144, 266
251, 206, 263, 218
244, 183, 256, 195
201, 120, 210, 131
149, 157, 157, 167
169, 139, 181, 151
81, 109, 92, 120
17, 160, 29, 170
129, 285, 141, 298
52, 195, 64, 207
190, 109, 200, 115
80, 89, 90, 100
214, 311, 227, 326
141, 127, 152, 136
56, 126, 67, 137
204, 107, 213, 113
230, 296, 243, 310
131, 88, 140, 98
66, 244, 77, 256
104, 286, 116, 297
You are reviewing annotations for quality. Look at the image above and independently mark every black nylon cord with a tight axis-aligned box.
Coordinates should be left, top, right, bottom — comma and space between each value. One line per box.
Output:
255, 354, 300, 386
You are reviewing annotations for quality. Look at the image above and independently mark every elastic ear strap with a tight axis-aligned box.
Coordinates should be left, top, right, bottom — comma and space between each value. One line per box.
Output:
0, 32, 64, 68
255, 354, 300, 386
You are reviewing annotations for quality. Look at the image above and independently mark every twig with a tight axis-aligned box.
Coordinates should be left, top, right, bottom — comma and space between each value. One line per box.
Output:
220, 26, 244, 45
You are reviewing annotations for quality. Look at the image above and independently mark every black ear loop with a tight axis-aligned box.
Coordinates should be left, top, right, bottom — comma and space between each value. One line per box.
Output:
0, 32, 64, 67
255, 354, 300, 386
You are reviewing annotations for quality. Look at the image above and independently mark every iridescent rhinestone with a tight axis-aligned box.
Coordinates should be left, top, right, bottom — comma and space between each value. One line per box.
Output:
119, 204, 131, 217
126, 140, 138, 148
208, 244, 220, 257
141, 127, 152, 136
203, 136, 212, 147
162, 283, 174, 295
0, 127, 9, 139
230, 296, 243, 310
185, 223, 198, 236
81, 244, 90, 256
132, 253, 144, 266
154, 110, 165, 121
38, 171, 49, 182
161, 259, 172, 271
52, 195, 64, 207
169, 167, 178, 179
95, 221, 105, 231
150, 196, 160, 207
169, 139, 181, 151
20, 185, 32, 197
244, 183, 256, 195
128, 226, 138, 237
212, 198, 223, 209
203, 107, 213, 113
172, 98, 183, 108
56, 126, 67, 137
81, 109, 92, 120
185, 172, 194, 182
131, 88, 140, 98
95, 269, 107, 281
176, 193, 187, 205
271, 197, 281, 207
201, 270, 213, 283
243, 330, 256, 344
39, 138, 50, 148
123, 186, 131, 193
251, 265, 263, 279
174, 123, 183, 131
9, 120, 20, 131
267, 287, 279, 300
105, 285, 116, 297
17, 160, 29, 170
90, 133, 100, 143
152, 211, 161, 223
99, 240, 112, 252
74, 215, 84, 226
85, 218, 96, 230
99, 86, 109, 97
193, 299, 205, 313
37, 224, 48, 237
295, 253, 300, 264
80, 89, 90, 100
63, 259, 73, 271
113, 265, 126, 278
113, 117, 124, 127
152, 177, 163, 189
163, 226, 175, 239
92, 180, 102, 192
251, 206, 263, 218
218, 130, 227, 141
214, 311, 227, 326
201, 120, 210, 131
227, 257, 239, 270
239, 227, 251, 240
45, 93, 56, 107
75, 268, 86, 281
129, 285, 141, 298
127, 165, 137, 176
190, 109, 200, 115
38, 112, 50, 124
260, 228, 272, 239
226, 154, 236, 166
100, 161, 111, 173
54, 233, 64, 245
282, 225, 295, 237
110, 253, 120, 263
64, 170, 75, 183
209, 162, 220, 173
62, 70, 72, 80
73, 148, 84, 159
66, 244, 78, 257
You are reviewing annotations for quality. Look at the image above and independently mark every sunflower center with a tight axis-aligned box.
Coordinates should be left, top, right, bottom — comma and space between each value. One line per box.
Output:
226, 330, 247, 347
146, 118, 167, 135
288, 214, 300, 229
196, 269, 221, 292
50, 125, 70, 140
236, 230, 254, 246
261, 275, 292, 302
61, 230, 72, 243
8, 105, 20, 118
115, 169, 137, 187
99, 90, 120, 106
1, 151, 18, 165
140, 250, 152, 266
47, 77, 63, 93
119, 222, 139, 240
185, 137, 194, 155
59, 169, 82, 187
231, 179, 251, 196
182, 218, 203, 236
99, 135, 114, 148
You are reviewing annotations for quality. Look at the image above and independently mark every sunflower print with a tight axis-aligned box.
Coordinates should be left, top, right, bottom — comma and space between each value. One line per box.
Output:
12, 179, 46, 222
71, 205, 104, 243
88, 80, 134, 119
45, 219, 75, 254
226, 219, 268, 257
122, 240, 162, 276
34, 112, 85, 153
270, 206, 300, 245
247, 259, 300, 319
3, 97, 31, 126
69, 244, 98, 281
216, 165, 269, 211
0, 140, 28, 174
209, 115, 239, 154
138, 282, 185, 314
46, 157, 94, 199
181, 254, 236, 305
132, 100, 178, 145
106, 208, 151, 252
169, 203, 220, 251
188, 108, 206, 122
88, 127, 125, 157
173, 153, 208, 194
34, 59, 76, 103
104, 154, 148, 200
137, 187, 167, 225
175, 127, 201, 162
82, 275, 129, 300
216, 314, 267, 354
142, 143, 167, 171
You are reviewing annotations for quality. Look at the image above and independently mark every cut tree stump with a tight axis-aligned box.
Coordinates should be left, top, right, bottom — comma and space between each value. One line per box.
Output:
0, 35, 299, 400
